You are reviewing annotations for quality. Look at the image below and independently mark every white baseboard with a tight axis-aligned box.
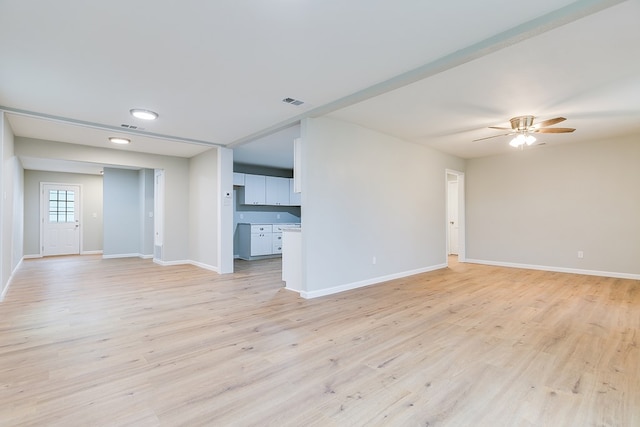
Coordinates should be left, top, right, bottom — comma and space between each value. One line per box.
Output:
152, 258, 219, 273
153, 258, 190, 267
102, 253, 142, 259
465, 258, 640, 281
300, 263, 448, 299
1, 258, 24, 301
189, 260, 219, 273
26, 252, 105, 258
81, 250, 103, 255
102, 253, 152, 260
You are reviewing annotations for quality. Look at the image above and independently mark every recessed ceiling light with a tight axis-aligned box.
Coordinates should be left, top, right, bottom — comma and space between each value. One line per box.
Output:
109, 137, 131, 145
130, 109, 158, 120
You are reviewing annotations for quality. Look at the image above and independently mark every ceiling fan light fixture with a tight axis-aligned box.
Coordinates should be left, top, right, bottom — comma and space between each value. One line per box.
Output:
130, 109, 158, 121
476, 115, 573, 146
509, 133, 536, 148
510, 134, 525, 147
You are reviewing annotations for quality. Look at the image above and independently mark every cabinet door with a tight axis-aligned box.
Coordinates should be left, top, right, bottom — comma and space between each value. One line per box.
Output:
242, 174, 266, 205
233, 172, 245, 186
288, 178, 301, 206
251, 233, 272, 256
265, 176, 290, 206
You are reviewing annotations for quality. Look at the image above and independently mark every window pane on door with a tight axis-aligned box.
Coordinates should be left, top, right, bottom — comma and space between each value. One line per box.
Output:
48, 190, 76, 223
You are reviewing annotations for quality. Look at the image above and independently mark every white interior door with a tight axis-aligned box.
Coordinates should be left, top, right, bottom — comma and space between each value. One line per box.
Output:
42, 184, 81, 256
447, 180, 459, 255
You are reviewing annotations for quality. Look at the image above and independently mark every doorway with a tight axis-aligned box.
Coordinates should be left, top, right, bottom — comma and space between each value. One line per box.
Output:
41, 183, 81, 256
448, 179, 459, 255
445, 170, 465, 264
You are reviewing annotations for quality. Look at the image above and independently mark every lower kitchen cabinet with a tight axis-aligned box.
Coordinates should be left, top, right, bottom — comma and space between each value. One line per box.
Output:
272, 232, 283, 254
238, 224, 272, 259
237, 223, 298, 260
251, 231, 273, 256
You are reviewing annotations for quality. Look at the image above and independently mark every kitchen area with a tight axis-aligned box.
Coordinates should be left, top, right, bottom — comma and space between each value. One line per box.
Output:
233, 171, 300, 261
232, 124, 302, 291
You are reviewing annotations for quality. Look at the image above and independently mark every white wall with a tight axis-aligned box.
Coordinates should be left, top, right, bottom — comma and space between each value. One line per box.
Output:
189, 148, 219, 270
0, 112, 24, 299
15, 137, 190, 263
466, 135, 640, 277
103, 168, 142, 257
23, 170, 103, 256
218, 147, 234, 274
300, 117, 465, 297
139, 169, 155, 257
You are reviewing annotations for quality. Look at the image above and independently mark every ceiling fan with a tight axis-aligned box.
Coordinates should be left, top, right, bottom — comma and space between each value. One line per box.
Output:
474, 115, 575, 147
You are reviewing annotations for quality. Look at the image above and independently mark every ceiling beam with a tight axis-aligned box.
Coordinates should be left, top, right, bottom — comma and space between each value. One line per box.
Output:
0, 106, 224, 148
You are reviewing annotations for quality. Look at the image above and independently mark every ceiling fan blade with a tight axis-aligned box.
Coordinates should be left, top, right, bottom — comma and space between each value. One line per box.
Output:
488, 126, 512, 130
473, 132, 515, 142
534, 127, 575, 133
535, 117, 566, 128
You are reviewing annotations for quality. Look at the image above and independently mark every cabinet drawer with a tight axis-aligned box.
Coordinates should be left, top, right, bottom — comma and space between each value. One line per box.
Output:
251, 224, 272, 233
272, 232, 283, 253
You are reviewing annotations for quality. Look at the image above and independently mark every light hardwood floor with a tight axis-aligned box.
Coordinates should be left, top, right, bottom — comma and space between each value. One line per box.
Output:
1, 255, 639, 426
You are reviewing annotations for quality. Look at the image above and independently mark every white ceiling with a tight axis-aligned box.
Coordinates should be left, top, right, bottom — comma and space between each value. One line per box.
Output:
1, 0, 638, 172
328, 0, 640, 158
232, 124, 300, 170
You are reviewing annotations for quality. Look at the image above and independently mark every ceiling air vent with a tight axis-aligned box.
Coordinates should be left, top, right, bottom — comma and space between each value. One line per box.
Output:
282, 97, 304, 106
120, 124, 144, 130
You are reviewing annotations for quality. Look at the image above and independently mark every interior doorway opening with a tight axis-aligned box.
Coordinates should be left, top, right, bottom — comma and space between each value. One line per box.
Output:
445, 170, 465, 265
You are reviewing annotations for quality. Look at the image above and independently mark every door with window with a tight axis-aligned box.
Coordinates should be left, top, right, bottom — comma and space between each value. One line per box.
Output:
42, 184, 81, 256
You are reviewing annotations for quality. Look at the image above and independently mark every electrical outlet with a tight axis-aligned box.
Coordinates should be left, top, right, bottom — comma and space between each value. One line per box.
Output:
578, 251, 584, 259
372, 256, 377, 265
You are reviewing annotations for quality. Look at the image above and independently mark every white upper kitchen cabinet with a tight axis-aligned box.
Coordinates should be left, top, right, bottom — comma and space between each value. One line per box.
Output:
233, 172, 245, 186
241, 174, 266, 205
288, 178, 301, 206
265, 176, 290, 206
